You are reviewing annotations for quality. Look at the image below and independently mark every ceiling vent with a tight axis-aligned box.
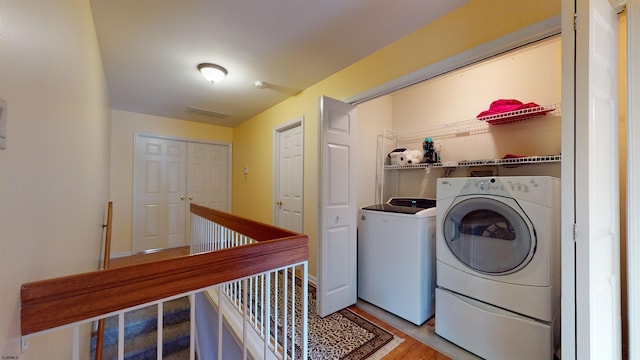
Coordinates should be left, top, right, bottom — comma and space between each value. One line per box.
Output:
187, 106, 230, 119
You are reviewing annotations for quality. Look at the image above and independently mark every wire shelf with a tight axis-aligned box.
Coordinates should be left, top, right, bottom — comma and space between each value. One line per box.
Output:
384, 103, 561, 144
384, 154, 562, 170
377, 103, 562, 203
477, 103, 560, 126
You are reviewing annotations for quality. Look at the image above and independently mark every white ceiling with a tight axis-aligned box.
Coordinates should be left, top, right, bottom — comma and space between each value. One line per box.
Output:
90, 0, 470, 127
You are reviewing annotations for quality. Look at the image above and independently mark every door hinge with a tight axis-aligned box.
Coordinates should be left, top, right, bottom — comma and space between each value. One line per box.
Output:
572, 223, 578, 241
574, 13, 578, 31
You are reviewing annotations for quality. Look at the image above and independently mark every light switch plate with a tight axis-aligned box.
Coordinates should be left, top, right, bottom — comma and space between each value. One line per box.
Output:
0, 98, 6, 150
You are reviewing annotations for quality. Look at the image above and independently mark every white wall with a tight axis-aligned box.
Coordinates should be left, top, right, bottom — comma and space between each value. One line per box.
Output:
0, 1, 111, 358
355, 96, 393, 208
381, 36, 562, 200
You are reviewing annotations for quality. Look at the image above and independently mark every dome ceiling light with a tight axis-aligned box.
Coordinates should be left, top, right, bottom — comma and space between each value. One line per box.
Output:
197, 63, 228, 84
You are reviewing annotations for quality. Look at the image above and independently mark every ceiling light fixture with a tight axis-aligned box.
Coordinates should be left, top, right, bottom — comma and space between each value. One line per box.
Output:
197, 63, 228, 84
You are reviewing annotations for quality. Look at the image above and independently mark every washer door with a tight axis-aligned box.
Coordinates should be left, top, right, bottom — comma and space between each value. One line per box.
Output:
442, 196, 535, 275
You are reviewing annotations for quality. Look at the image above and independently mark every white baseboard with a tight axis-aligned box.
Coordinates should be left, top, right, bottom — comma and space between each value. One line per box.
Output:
110, 251, 132, 259
308, 274, 318, 286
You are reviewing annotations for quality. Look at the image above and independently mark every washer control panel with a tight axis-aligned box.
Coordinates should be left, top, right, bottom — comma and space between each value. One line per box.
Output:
456, 177, 541, 197
438, 176, 558, 208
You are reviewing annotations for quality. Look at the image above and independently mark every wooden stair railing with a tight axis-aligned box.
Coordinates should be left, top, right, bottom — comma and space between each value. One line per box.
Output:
21, 203, 309, 337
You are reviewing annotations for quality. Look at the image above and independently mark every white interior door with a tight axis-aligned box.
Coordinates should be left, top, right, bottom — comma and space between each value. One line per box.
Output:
317, 96, 357, 317
187, 142, 230, 243
134, 135, 231, 253
274, 119, 304, 233
133, 136, 187, 252
187, 142, 230, 211
564, 0, 621, 358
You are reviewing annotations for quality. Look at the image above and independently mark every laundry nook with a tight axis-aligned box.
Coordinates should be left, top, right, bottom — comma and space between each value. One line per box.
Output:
355, 34, 565, 360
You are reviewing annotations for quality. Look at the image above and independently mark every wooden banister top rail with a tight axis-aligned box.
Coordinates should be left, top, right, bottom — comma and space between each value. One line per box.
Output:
21, 204, 308, 336
189, 203, 295, 241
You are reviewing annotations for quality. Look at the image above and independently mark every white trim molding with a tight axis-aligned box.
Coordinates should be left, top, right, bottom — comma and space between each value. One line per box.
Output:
627, 1, 640, 358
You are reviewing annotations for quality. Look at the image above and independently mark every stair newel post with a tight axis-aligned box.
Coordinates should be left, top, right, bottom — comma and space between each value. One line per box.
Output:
95, 201, 113, 360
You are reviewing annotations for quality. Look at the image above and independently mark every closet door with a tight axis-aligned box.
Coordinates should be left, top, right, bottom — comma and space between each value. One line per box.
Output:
562, 0, 621, 358
187, 142, 230, 212
133, 136, 187, 253
317, 96, 358, 317
185, 142, 230, 247
133, 136, 231, 253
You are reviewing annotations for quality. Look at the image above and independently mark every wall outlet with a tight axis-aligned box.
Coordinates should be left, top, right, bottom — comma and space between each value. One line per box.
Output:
0, 98, 6, 150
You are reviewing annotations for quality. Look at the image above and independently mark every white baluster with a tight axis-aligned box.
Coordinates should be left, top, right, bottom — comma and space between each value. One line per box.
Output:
156, 302, 163, 360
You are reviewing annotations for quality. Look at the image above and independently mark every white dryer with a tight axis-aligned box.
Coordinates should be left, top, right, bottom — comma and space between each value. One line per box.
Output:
435, 176, 560, 360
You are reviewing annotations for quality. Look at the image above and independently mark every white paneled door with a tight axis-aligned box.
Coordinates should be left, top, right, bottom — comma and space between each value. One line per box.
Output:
318, 96, 357, 317
133, 137, 187, 252
187, 142, 230, 210
563, 0, 621, 358
133, 135, 230, 253
274, 118, 304, 233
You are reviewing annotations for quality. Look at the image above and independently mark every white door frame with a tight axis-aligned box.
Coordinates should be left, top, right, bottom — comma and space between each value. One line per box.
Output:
133, 132, 232, 252
272, 117, 304, 230
626, 0, 639, 357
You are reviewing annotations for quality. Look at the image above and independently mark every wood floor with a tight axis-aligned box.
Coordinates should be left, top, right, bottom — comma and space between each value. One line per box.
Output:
110, 247, 450, 359
108, 246, 191, 268
348, 305, 451, 359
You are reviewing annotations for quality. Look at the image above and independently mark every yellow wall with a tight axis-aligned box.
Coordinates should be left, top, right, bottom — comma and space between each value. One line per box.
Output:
110, 110, 233, 255
232, 0, 561, 277
0, 0, 111, 357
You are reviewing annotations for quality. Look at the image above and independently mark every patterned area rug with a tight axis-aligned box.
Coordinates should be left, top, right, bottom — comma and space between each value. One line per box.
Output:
307, 304, 403, 360
266, 276, 403, 360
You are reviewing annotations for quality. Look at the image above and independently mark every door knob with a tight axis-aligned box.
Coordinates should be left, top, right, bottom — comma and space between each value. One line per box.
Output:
276, 200, 283, 207
189, 195, 193, 200
180, 195, 185, 201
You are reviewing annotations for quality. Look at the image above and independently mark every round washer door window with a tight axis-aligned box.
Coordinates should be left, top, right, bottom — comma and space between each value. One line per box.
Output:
442, 197, 535, 274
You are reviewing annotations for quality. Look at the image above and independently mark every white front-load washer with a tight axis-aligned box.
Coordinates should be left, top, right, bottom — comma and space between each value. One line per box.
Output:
435, 176, 560, 360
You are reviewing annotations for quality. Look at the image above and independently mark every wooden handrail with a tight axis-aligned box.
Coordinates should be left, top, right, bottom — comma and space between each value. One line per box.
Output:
21, 206, 308, 336
190, 203, 296, 241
